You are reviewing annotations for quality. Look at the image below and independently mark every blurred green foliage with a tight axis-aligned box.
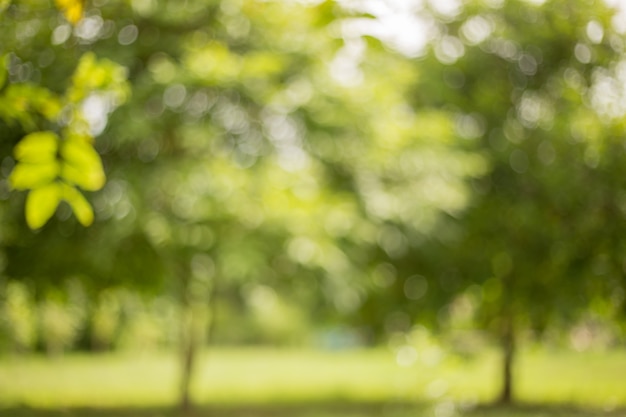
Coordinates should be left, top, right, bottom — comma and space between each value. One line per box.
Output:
1, 0, 626, 409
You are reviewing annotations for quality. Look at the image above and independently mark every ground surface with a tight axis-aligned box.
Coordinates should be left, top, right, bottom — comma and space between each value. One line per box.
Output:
0, 346, 625, 416
1, 403, 625, 417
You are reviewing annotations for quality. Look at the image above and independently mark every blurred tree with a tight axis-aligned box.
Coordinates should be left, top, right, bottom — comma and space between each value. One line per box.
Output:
91, 0, 344, 409
2, 0, 584, 409
352, 0, 626, 404
68, 0, 483, 409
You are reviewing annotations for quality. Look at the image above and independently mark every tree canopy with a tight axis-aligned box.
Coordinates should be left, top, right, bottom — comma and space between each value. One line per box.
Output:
2, 0, 626, 408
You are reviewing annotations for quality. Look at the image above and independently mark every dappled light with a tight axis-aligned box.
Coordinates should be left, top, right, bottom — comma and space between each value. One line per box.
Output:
2, 0, 626, 416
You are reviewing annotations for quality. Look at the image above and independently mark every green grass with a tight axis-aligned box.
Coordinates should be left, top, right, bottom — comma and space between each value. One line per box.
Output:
0, 346, 625, 416
1, 403, 626, 417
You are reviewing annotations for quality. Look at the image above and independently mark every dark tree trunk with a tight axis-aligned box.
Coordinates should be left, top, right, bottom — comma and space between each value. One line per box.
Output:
178, 264, 217, 414
499, 314, 515, 404
179, 302, 198, 414
206, 272, 218, 346
178, 262, 195, 415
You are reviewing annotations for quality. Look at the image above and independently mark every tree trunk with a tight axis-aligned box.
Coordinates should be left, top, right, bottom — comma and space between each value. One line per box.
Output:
206, 272, 218, 345
498, 314, 515, 404
177, 258, 196, 415
179, 303, 197, 414
178, 263, 217, 414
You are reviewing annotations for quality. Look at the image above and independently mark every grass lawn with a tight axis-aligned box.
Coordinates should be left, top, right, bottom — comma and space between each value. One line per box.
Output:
0, 346, 625, 416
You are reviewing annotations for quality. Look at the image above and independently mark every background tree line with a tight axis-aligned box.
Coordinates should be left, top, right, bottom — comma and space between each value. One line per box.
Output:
1, 0, 626, 409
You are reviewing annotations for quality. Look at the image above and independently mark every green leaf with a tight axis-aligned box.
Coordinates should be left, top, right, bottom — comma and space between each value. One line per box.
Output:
9, 161, 59, 190
14, 131, 59, 162
67, 52, 130, 104
60, 183, 94, 226
59, 135, 105, 191
0, 85, 62, 128
25, 182, 62, 229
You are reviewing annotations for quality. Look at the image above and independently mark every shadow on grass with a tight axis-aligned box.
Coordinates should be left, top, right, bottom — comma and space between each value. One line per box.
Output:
0, 401, 423, 417
466, 402, 626, 417
1, 401, 626, 417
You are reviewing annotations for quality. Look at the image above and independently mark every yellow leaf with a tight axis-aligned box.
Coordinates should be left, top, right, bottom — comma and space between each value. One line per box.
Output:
59, 135, 105, 191
54, 0, 84, 25
14, 131, 59, 163
60, 163, 105, 191
25, 182, 61, 229
60, 183, 94, 226
9, 161, 59, 190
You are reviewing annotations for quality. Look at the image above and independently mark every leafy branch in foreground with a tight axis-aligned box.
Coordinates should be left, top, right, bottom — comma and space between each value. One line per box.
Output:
1, 51, 129, 229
